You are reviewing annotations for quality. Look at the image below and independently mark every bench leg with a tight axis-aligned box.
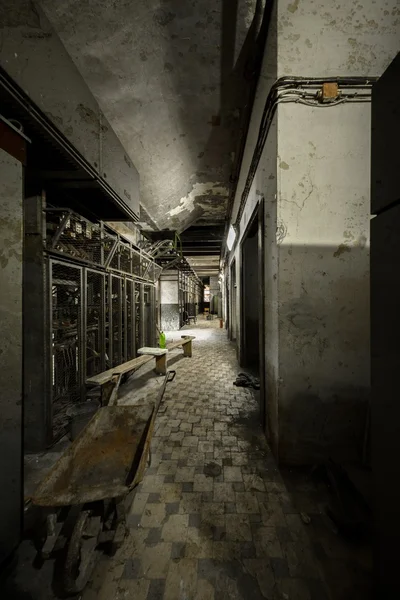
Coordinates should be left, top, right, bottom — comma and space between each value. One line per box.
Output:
183, 340, 192, 358
155, 353, 167, 375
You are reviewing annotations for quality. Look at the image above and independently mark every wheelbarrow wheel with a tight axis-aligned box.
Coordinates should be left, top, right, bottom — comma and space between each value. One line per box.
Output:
63, 508, 102, 596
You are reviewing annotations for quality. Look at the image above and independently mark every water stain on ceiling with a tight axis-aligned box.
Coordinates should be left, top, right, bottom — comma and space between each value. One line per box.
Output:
38, 0, 264, 272
39, 0, 258, 225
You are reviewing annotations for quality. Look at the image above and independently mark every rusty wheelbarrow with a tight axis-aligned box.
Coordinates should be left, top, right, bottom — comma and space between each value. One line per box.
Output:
29, 370, 175, 596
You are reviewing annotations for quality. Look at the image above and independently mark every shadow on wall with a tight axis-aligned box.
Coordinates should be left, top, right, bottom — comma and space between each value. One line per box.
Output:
263, 241, 370, 466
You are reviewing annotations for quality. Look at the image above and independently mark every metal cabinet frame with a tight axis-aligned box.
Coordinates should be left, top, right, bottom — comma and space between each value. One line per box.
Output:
24, 199, 158, 450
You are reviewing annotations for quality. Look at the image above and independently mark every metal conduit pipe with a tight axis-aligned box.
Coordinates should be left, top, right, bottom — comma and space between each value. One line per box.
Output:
230, 75, 378, 238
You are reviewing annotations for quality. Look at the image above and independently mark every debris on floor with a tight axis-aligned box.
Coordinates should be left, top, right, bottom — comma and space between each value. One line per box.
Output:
233, 372, 260, 389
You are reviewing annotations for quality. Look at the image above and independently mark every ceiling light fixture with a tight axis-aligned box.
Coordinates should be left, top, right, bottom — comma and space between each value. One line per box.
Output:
226, 224, 236, 251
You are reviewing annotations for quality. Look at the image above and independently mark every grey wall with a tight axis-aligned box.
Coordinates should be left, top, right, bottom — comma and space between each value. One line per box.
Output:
242, 228, 259, 369
0, 0, 140, 218
0, 148, 23, 563
227, 0, 399, 464
228, 0, 279, 453
276, 0, 399, 78
273, 0, 399, 464
277, 103, 370, 464
160, 273, 180, 331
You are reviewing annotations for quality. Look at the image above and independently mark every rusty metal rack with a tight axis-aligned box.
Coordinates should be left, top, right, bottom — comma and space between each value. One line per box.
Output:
24, 198, 159, 450
45, 208, 162, 283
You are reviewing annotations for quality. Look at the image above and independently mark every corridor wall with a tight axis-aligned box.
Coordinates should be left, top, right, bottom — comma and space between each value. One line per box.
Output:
226, 0, 399, 465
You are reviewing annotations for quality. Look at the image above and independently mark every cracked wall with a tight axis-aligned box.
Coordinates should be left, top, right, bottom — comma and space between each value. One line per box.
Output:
228, 0, 400, 464
277, 103, 371, 464
274, 0, 399, 464
160, 272, 180, 331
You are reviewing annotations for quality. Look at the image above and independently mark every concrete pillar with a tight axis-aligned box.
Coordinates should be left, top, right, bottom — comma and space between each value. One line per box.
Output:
273, 0, 399, 464
0, 145, 24, 563
160, 271, 180, 331
277, 105, 370, 464
228, 0, 399, 464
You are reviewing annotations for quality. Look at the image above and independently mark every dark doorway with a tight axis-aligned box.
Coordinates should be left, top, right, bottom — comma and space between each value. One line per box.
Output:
240, 201, 265, 429
241, 215, 259, 371
371, 51, 400, 599
230, 259, 237, 341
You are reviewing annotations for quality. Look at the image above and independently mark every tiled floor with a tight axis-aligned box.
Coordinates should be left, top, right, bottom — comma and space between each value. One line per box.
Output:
81, 319, 334, 600
5, 317, 371, 599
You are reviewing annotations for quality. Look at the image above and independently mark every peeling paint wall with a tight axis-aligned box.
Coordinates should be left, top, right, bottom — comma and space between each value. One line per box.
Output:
227, 0, 400, 464
0, 149, 23, 562
277, 103, 371, 463
277, 0, 400, 77
274, 0, 399, 464
166, 181, 228, 232
37, 0, 257, 231
228, 1, 279, 451
160, 272, 180, 331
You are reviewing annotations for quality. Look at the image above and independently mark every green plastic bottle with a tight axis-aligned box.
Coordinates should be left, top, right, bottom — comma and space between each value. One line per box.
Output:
159, 331, 166, 349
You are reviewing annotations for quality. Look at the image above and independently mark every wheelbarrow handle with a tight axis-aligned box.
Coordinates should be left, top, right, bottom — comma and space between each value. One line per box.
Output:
167, 370, 176, 383
156, 370, 176, 410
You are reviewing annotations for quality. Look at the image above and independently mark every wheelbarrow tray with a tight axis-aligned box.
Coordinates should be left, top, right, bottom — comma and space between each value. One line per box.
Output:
31, 403, 155, 507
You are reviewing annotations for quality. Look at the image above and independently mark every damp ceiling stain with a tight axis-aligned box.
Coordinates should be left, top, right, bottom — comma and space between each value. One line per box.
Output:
38, 0, 257, 231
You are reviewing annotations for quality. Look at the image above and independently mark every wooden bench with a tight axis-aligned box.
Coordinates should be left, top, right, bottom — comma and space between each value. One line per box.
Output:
137, 347, 168, 376
167, 335, 195, 358
86, 337, 194, 406
86, 351, 167, 406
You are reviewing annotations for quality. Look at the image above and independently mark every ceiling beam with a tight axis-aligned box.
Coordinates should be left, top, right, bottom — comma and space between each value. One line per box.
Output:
182, 237, 221, 240
181, 246, 221, 251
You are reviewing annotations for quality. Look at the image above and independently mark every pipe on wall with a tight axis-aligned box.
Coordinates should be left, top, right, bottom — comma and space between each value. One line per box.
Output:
226, 75, 377, 254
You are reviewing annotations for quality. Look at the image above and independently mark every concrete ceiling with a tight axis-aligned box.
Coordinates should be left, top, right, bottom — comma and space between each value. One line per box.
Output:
38, 0, 260, 272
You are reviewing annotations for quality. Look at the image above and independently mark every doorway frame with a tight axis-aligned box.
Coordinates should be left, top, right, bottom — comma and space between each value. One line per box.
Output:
239, 199, 266, 431
229, 258, 237, 342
